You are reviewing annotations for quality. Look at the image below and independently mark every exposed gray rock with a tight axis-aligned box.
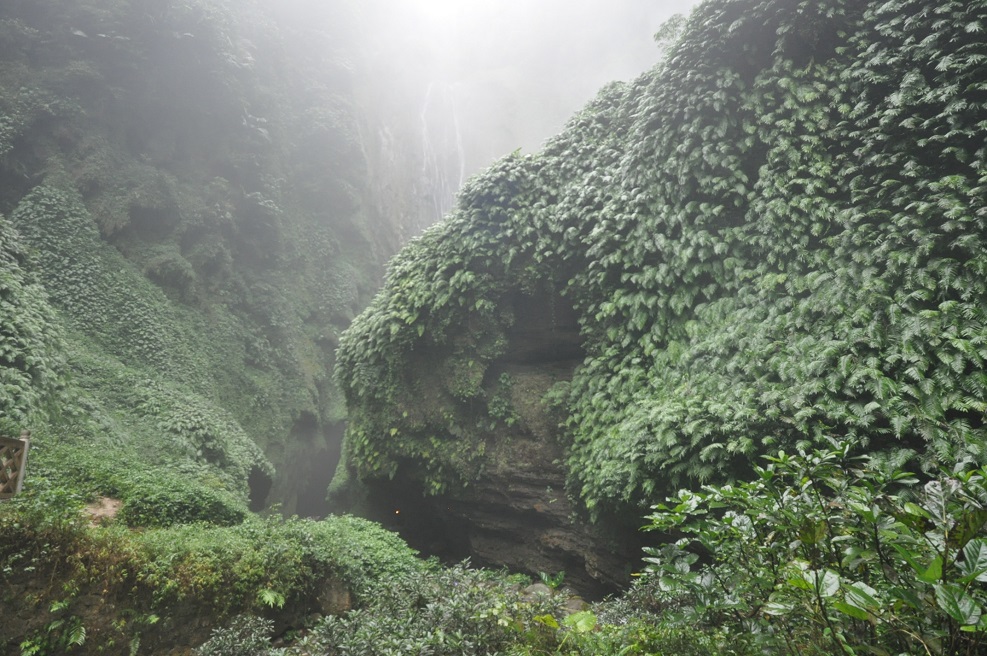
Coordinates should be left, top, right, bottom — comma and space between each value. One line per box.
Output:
522, 583, 553, 601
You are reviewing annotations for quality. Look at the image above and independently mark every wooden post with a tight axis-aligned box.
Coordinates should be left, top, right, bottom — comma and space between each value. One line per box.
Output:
0, 432, 30, 499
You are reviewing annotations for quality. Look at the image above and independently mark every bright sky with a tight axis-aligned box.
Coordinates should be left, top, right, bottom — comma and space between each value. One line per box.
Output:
361, 0, 707, 218
415, 0, 702, 30
406, 0, 705, 84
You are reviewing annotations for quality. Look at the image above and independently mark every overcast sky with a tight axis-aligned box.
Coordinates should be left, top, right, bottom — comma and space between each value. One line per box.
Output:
347, 0, 705, 221
362, 0, 702, 149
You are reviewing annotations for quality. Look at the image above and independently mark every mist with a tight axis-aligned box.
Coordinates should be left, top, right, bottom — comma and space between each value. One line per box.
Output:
284, 0, 703, 226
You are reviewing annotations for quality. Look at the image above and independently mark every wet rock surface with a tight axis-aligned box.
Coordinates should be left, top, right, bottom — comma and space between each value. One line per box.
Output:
365, 291, 646, 597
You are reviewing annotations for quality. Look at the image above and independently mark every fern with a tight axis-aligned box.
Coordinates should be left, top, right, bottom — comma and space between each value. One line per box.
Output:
257, 588, 286, 609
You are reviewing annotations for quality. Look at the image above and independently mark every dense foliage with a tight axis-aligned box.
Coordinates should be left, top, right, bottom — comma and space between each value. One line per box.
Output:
5, 0, 987, 652
0, 0, 425, 650
642, 441, 987, 655
0, 214, 64, 426
195, 562, 726, 656
0, 0, 393, 516
337, 0, 987, 516
1, 483, 422, 654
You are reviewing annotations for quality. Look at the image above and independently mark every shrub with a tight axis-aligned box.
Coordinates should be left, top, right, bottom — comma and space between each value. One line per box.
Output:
119, 484, 246, 528
195, 615, 279, 656
0, 214, 65, 424
289, 562, 567, 656
641, 440, 987, 655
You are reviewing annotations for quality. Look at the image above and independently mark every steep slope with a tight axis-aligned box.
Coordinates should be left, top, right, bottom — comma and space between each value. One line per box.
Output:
0, 2, 438, 650
0, 0, 414, 514
336, 0, 987, 588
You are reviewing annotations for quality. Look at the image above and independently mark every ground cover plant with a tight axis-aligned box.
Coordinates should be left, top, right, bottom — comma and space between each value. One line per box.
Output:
1, 477, 423, 655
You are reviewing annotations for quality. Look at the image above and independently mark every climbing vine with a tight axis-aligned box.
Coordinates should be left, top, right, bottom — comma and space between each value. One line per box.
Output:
0, 214, 64, 426
337, 0, 987, 516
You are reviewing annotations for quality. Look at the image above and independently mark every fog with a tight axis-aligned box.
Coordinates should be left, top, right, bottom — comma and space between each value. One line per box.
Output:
337, 0, 704, 224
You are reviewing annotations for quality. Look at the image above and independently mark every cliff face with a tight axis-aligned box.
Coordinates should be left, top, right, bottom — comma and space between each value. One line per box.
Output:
336, 0, 987, 587
360, 289, 641, 594
0, 0, 437, 515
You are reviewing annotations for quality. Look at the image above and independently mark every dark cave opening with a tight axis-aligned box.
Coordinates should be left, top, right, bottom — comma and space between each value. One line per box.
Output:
247, 466, 273, 512
364, 474, 473, 563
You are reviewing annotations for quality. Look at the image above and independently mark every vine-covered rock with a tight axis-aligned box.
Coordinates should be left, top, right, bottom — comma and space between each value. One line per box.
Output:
337, 0, 987, 520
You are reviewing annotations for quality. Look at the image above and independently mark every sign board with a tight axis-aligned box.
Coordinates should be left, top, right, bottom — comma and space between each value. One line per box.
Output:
0, 436, 30, 499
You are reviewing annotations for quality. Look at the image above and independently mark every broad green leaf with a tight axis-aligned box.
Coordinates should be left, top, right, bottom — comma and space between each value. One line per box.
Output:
960, 539, 987, 584
887, 585, 923, 611
924, 480, 955, 528
787, 575, 813, 591
833, 600, 870, 621
763, 600, 794, 616
950, 510, 987, 551
844, 581, 881, 612
799, 519, 828, 545
805, 569, 840, 598
533, 614, 559, 629
935, 584, 983, 626
893, 544, 942, 583
562, 611, 597, 633
902, 502, 931, 519
918, 556, 943, 584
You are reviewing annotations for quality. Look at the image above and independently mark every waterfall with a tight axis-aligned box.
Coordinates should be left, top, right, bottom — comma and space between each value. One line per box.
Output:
419, 80, 467, 222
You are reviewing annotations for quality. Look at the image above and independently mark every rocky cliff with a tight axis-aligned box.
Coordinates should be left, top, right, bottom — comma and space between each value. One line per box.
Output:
358, 289, 641, 595
336, 0, 987, 589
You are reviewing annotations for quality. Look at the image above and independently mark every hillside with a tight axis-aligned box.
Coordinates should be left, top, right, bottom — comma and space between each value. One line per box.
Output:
336, 0, 987, 587
0, 0, 429, 651
0, 0, 413, 517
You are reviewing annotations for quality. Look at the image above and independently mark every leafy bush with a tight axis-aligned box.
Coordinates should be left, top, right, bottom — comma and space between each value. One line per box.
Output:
2, 488, 424, 651
23, 441, 250, 528
209, 560, 749, 656
135, 514, 424, 611
0, 214, 65, 424
119, 484, 246, 528
195, 615, 279, 656
287, 563, 566, 656
641, 440, 987, 655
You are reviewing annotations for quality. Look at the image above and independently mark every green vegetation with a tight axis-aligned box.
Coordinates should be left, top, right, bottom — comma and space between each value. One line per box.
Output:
0, 0, 385, 518
194, 563, 641, 656
189, 442, 987, 655
642, 441, 987, 654
4, 0, 987, 653
337, 0, 987, 519
0, 214, 65, 428
0, 0, 421, 651
1, 482, 423, 653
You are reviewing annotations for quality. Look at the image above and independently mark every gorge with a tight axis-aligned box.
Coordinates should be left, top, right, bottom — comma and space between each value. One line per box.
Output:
3, 0, 987, 654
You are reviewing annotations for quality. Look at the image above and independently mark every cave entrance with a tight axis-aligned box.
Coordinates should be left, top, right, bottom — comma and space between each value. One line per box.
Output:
364, 473, 472, 563
247, 466, 273, 512
502, 288, 584, 364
